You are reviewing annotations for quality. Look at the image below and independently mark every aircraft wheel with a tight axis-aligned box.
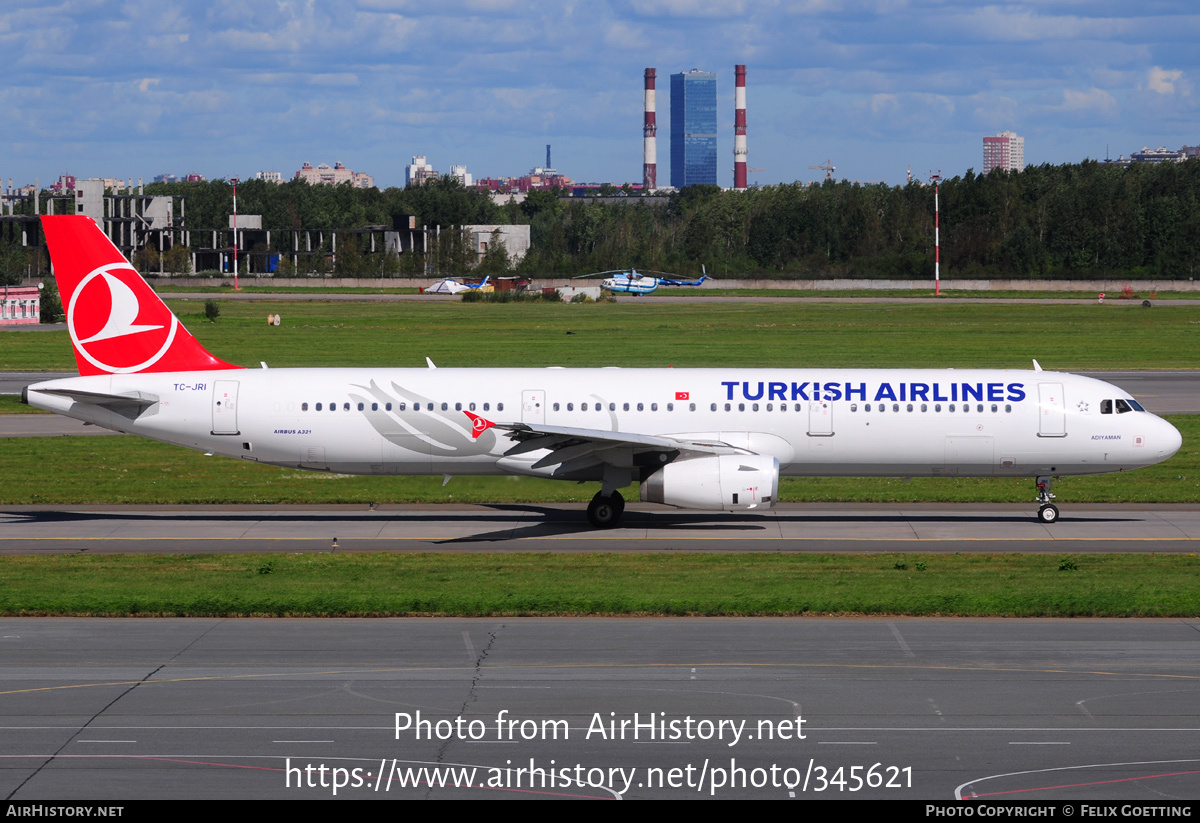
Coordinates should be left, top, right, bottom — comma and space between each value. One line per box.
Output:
1037, 504, 1059, 524
587, 493, 623, 529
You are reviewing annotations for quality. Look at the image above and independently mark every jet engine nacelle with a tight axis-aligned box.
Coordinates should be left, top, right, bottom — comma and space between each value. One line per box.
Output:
640, 454, 779, 511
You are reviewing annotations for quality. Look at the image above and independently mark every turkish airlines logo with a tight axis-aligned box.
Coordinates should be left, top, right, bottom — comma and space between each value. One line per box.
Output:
463, 411, 496, 439
67, 263, 178, 374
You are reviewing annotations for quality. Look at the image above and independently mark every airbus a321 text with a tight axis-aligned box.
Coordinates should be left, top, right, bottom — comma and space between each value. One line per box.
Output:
24, 216, 1182, 527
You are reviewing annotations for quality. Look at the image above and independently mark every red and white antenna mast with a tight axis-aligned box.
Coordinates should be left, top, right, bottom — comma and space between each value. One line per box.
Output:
230, 177, 239, 292
930, 170, 942, 296
733, 64, 748, 191
643, 68, 657, 192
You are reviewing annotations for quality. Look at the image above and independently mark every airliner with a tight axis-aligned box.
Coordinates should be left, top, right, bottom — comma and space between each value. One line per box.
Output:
23, 216, 1182, 527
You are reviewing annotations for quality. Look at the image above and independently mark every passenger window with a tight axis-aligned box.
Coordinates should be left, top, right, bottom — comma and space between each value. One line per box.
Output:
358, 402, 365, 411
609, 403, 616, 411
371, 403, 378, 411
582, 402, 588, 411
637, 403, 644, 411
302, 402, 309, 411
651, 403, 658, 411
905, 404, 912, 412
441, 403, 448, 411
667, 403, 674, 411
738, 403, 745, 412
920, 404, 927, 412
497, 403, 504, 411
553, 403, 560, 411
689, 403, 696, 411
1005, 404, 1011, 413
851, 404, 858, 412
483, 403, 489, 411
752, 403, 759, 412
991, 404, 998, 413
624, 403, 631, 411
724, 403, 731, 411
387, 403, 393, 411
567, 403, 574, 411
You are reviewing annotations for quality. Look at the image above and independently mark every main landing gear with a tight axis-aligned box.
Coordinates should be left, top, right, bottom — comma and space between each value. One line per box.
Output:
587, 490, 625, 528
1036, 475, 1059, 524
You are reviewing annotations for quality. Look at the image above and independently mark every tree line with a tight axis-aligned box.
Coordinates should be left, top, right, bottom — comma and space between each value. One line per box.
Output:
4, 160, 1198, 280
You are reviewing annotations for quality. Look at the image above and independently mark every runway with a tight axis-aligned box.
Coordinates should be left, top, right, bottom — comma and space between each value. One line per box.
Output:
2, 502, 1199, 554
1, 617, 1197, 800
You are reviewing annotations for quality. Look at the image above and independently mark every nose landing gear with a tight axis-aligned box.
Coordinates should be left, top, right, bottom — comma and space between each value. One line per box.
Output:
1036, 475, 1059, 524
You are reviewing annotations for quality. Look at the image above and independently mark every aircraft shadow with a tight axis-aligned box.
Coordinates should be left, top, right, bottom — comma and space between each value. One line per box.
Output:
3, 506, 1148, 546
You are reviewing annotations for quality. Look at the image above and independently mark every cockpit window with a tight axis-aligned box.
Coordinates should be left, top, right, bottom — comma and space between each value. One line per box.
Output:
1128, 399, 1145, 411
1101, 399, 1112, 415
1115, 399, 1133, 414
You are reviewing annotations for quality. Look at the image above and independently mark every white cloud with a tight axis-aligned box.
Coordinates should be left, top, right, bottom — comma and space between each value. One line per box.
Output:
1146, 66, 1182, 94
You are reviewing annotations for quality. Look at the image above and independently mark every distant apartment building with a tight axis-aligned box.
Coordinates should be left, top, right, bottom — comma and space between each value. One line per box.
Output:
256, 171, 284, 183
153, 173, 206, 183
406, 156, 438, 187
449, 165, 473, 188
983, 131, 1025, 173
295, 162, 374, 188
1130, 146, 1186, 164
1106, 145, 1192, 167
49, 174, 77, 193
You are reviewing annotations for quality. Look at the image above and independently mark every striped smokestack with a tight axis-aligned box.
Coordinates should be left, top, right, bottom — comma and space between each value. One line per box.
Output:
733, 64, 747, 190
643, 68, 657, 191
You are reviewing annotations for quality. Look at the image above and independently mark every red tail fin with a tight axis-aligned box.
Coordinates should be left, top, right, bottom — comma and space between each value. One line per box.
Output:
42, 216, 240, 375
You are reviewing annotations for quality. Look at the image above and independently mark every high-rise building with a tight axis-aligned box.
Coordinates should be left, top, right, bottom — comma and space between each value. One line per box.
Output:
671, 69, 717, 188
983, 131, 1025, 173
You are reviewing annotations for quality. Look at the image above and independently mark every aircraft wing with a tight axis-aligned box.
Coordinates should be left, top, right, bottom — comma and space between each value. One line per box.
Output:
493, 421, 750, 473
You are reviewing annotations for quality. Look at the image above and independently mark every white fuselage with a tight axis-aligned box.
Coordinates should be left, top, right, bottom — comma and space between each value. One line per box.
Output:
25, 367, 1182, 481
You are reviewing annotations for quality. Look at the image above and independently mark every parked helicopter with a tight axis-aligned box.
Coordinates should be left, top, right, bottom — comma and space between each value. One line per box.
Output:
575, 269, 707, 295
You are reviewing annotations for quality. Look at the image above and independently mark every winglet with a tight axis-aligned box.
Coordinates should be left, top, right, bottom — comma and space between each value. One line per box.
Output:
42, 216, 241, 376
1032, 359, 1043, 372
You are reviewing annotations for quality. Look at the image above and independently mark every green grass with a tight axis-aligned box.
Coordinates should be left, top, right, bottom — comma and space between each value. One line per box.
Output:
1, 415, 1195, 504
0, 396, 46, 414
5, 299, 1200, 371
0, 553, 1195, 617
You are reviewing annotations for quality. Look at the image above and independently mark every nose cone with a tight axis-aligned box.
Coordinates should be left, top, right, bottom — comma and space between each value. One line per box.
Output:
1156, 416, 1183, 462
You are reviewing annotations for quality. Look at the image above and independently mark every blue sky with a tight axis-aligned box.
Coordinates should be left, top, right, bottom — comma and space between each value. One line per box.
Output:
3, 1, 1197, 190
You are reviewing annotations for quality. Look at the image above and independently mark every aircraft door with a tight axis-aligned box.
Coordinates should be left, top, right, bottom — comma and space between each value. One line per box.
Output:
212, 380, 240, 435
522, 390, 545, 424
808, 400, 833, 436
1038, 382, 1066, 437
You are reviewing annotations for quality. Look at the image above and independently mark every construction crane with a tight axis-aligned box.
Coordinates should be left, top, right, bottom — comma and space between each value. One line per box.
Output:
809, 159, 835, 181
